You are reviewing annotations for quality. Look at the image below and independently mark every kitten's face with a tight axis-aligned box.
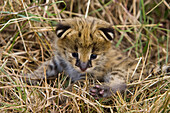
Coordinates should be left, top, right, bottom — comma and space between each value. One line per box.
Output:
54, 17, 114, 73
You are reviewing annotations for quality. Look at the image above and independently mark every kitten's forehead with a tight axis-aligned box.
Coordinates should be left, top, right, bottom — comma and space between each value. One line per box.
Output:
61, 17, 112, 44
56, 17, 114, 53
62, 17, 111, 31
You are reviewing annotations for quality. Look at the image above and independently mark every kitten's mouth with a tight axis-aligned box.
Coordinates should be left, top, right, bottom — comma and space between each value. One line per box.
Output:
75, 60, 92, 72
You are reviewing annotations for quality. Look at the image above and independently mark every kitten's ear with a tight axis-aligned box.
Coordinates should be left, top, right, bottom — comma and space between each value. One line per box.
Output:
99, 27, 114, 41
56, 24, 71, 38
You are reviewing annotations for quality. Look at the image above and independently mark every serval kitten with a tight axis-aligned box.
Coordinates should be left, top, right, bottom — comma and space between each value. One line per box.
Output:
25, 17, 169, 98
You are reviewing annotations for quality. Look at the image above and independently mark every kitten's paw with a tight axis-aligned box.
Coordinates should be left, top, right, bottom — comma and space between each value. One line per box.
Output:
162, 65, 170, 74
89, 84, 126, 99
89, 85, 110, 99
152, 65, 170, 75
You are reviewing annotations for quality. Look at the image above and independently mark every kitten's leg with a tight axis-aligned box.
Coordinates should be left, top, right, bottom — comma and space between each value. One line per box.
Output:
90, 65, 170, 99
152, 64, 170, 75
162, 65, 170, 74
24, 57, 61, 83
145, 64, 170, 79
90, 69, 127, 98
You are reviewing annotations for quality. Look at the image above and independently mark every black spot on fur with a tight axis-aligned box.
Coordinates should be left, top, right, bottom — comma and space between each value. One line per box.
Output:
60, 61, 67, 69
52, 58, 58, 71
110, 72, 118, 75
90, 33, 93, 40
74, 46, 78, 51
78, 32, 81, 37
48, 64, 53, 71
166, 66, 170, 73
117, 57, 122, 60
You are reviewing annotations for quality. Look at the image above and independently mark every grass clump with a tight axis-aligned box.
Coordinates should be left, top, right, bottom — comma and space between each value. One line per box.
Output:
0, 0, 169, 112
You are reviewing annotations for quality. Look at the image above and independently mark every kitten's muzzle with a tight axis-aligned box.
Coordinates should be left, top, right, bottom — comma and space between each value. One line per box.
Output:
75, 60, 92, 72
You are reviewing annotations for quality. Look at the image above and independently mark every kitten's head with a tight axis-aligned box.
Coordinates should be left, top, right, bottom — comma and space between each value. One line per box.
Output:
54, 17, 114, 73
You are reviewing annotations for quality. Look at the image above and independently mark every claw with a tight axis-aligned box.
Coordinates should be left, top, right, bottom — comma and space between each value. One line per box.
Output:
90, 93, 96, 96
90, 89, 96, 93
89, 85, 105, 99
95, 85, 100, 88
99, 89, 104, 94
94, 97, 99, 100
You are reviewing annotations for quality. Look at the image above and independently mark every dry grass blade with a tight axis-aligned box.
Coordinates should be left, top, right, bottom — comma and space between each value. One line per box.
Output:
0, 0, 169, 112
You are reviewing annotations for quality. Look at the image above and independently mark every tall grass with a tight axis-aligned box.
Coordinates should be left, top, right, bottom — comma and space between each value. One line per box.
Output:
0, 0, 169, 112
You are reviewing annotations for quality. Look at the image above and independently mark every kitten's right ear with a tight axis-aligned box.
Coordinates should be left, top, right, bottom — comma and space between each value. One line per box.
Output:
56, 24, 71, 38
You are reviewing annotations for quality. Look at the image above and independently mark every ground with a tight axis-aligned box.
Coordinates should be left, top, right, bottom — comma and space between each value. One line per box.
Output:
0, 0, 169, 112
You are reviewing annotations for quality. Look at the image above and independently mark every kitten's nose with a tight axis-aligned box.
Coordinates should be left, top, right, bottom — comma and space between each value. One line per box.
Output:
75, 60, 92, 72
80, 62, 88, 71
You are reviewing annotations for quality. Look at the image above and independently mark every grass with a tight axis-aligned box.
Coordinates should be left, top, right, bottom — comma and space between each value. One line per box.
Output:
0, 0, 169, 112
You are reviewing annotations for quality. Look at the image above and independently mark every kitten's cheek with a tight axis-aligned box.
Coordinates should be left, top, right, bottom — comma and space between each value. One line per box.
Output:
74, 60, 77, 66
71, 60, 80, 70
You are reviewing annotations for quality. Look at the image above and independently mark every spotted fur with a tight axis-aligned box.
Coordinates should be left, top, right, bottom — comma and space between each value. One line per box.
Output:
25, 17, 169, 98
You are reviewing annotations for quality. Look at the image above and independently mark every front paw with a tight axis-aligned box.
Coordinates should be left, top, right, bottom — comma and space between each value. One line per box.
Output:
89, 84, 127, 99
89, 85, 110, 99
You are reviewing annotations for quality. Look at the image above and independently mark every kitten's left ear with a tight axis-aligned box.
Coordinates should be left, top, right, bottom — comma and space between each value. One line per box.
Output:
56, 24, 71, 39
99, 27, 114, 41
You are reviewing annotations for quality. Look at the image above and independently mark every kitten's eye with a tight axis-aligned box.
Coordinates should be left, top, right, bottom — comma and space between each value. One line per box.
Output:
72, 53, 78, 58
90, 54, 97, 59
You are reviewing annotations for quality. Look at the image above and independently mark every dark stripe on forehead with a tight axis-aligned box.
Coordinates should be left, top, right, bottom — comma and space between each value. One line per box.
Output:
90, 33, 93, 40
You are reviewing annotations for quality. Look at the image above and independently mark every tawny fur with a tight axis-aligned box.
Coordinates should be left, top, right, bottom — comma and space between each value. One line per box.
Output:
25, 17, 169, 98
